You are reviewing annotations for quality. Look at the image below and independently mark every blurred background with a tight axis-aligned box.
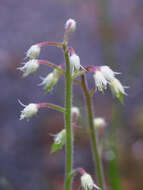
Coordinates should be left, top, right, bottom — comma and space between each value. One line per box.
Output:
0, 0, 143, 189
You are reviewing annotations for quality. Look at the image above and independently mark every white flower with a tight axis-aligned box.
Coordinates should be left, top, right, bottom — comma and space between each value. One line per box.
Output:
54, 129, 66, 145
20, 103, 38, 120
26, 44, 41, 59
71, 107, 80, 118
69, 53, 81, 75
93, 117, 106, 128
110, 77, 127, 98
39, 68, 61, 93
93, 71, 107, 91
100, 66, 119, 81
81, 173, 100, 190
18, 59, 39, 77
65, 18, 76, 32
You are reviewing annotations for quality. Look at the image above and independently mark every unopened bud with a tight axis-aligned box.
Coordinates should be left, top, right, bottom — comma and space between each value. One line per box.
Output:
65, 18, 76, 32
71, 107, 80, 118
69, 53, 81, 75
18, 59, 39, 77
26, 44, 41, 59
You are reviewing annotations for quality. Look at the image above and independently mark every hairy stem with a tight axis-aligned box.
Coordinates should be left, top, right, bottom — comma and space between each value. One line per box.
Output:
64, 48, 73, 190
38, 103, 65, 113
81, 74, 105, 190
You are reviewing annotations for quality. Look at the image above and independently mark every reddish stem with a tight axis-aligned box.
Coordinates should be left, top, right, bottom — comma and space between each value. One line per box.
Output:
77, 168, 86, 176
38, 41, 63, 48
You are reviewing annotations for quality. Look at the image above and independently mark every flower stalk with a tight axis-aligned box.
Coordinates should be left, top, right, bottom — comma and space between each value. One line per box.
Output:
81, 74, 105, 190
64, 48, 73, 190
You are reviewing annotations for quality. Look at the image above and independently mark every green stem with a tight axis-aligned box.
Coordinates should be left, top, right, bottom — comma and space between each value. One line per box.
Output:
64, 48, 73, 190
81, 75, 105, 190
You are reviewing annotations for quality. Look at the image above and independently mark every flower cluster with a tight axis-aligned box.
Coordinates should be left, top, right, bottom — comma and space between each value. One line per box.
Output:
18, 18, 128, 190
91, 65, 127, 102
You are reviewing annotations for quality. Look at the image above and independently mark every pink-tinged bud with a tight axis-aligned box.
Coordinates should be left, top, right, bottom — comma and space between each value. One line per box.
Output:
18, 59, 39, 77
93, 71, 107, 92
71, 107, 80, 118
71, 107, 80, 123
26, 44, 41, 59
20, 103, 38, 120
93, 117, 106, 128
65, 18, 76, 32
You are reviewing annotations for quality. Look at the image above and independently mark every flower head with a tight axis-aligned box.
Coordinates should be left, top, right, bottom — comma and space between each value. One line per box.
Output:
110, 77, 127, 102
81, 173, 100, 190
18, 59, 39, 77
93, 71, 107, 91
100, 66, 119, 81
40, 68, 62, 93
65, 18, 76, 32
20, 103, 38, 120
93, 117, 106, 128
26, 44, 41, 59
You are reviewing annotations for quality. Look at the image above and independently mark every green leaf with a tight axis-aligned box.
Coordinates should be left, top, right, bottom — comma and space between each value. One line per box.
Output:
51, 142, 64, 153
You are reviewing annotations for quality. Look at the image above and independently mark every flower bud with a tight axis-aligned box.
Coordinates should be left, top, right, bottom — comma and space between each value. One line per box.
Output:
26, 44, 41, 59
110, 77, 127, 99
71, 107, 80, 118
20, 103, 38, 120
81, 173, 100, 190
93, 117, 106, 128
65, 18, 76, 32
100, 66, 118, 81
18, 59, 39, 77
69, 53, 81, 75
93, 71, 107, 91
54, 129, 66, 145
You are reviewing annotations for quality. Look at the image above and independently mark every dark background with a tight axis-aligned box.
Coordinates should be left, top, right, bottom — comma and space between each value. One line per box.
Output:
0, 0, 143, 189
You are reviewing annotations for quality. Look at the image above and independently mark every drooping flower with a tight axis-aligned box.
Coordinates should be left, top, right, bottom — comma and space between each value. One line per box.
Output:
51, 129, 66, 153
93, 71, 108, 91
65, 18, 76, 32
39, 68, 62, 93
54, 129, 66, 145
26, 44, 41, 59
81, 173, 101, 190
19, 102, 38, 120
110, 77, 127, 103
100, 65, 119, 81
18, 59, 39, 77
110, 77, 127, 96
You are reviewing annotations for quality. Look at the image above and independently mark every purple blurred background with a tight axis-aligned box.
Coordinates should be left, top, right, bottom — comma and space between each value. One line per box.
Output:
0, 0, 143, 189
